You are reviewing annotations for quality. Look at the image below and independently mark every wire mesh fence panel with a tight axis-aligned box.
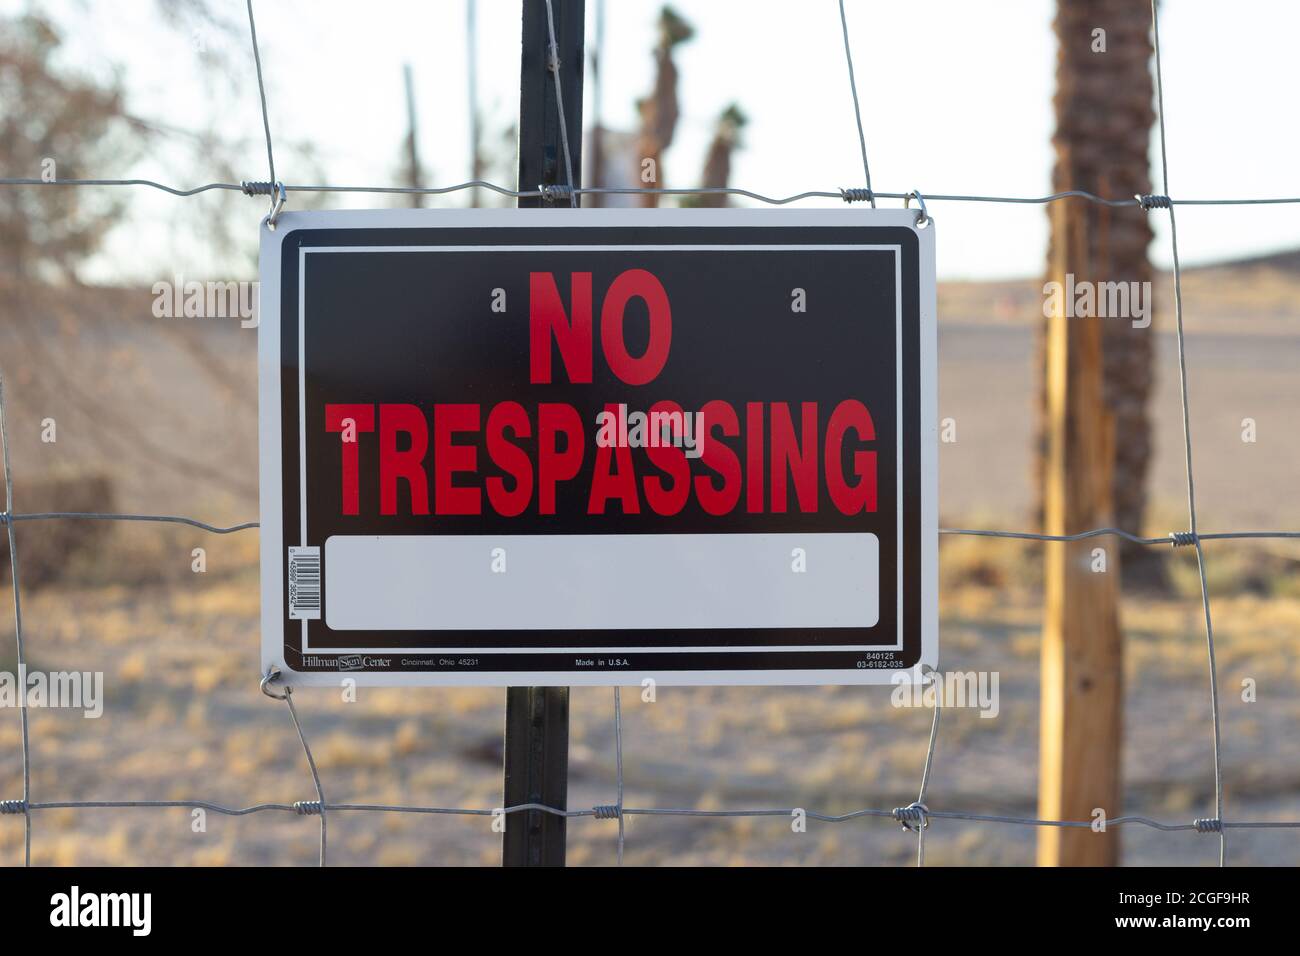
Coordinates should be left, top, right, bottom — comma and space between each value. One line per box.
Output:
1, 0, 1297, 867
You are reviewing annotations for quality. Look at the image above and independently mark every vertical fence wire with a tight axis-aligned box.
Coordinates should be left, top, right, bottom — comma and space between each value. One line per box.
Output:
914, 669, 942, 866
614, 687, 625, 865
542, 0, 580, 207
245, 0, 277, 187
0, 374, 31, 866
837, 0, 876, 207
283, 689, 327, 866
1148, 0, 1226, 866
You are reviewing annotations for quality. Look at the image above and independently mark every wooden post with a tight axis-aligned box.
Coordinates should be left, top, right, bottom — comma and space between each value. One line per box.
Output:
1037, 198, 1124, 866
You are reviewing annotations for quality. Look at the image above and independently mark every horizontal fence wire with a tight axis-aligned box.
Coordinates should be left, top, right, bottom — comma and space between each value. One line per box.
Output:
1, 512, 258, 534
3, 0, 1300, 867
9, 511, 1300, 546
3, 176, 1300, 208
5, 798, 1300, 832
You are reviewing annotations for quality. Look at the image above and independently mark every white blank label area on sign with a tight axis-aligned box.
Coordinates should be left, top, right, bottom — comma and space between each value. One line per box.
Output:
324, 533, 879, 632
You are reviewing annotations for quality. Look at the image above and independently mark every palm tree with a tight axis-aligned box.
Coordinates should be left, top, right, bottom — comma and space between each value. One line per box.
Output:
687, 104, 747, 207
1036, 0, 1159, 869
1037, 0, 1162, 589
634, 6, 694, 207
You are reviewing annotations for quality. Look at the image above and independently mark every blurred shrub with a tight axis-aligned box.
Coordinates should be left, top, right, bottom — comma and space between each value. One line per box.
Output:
0, 471, 114, 589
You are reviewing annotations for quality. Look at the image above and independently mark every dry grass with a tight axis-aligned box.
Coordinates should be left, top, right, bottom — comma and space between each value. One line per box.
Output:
0, 532, 1295, 866
1, 269, 1298, 865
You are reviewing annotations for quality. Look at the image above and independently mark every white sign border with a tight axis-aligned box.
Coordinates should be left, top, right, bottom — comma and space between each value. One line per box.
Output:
258, 207, 937, 687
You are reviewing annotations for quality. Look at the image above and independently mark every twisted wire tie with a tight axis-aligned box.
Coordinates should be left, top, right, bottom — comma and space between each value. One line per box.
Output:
893, 802, 930, 831
0, 511, 8, 525
538, 183, 573, 203
1170, 530, 1199, 548
1137, 194, 1173, 210
240, 179, 287, 229
0, 799, 26, 814
1194, 817, 1223, 833
839, 187, 875, 203
592, 804, 622, 820
294, 800, 323, 816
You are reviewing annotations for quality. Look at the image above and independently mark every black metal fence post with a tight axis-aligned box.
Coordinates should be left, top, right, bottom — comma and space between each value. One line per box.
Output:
503, 0, 585, 868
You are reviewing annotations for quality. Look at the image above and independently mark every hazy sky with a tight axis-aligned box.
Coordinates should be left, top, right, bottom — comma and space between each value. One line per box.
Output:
14, 0, 1300, 282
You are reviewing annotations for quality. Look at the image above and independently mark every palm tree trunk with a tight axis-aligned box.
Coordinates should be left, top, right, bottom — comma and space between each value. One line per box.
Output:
635, 7, 693, 208
1037, 0, 1164, 589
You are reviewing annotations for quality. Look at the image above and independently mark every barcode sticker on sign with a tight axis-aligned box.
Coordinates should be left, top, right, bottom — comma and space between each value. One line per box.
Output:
288, 546, 321, 620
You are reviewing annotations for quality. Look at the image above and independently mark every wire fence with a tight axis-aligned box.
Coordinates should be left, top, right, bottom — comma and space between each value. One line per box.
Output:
2, 0, 1299, 867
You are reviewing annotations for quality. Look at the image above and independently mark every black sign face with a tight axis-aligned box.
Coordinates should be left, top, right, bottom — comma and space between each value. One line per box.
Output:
258, 209, 936, 686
